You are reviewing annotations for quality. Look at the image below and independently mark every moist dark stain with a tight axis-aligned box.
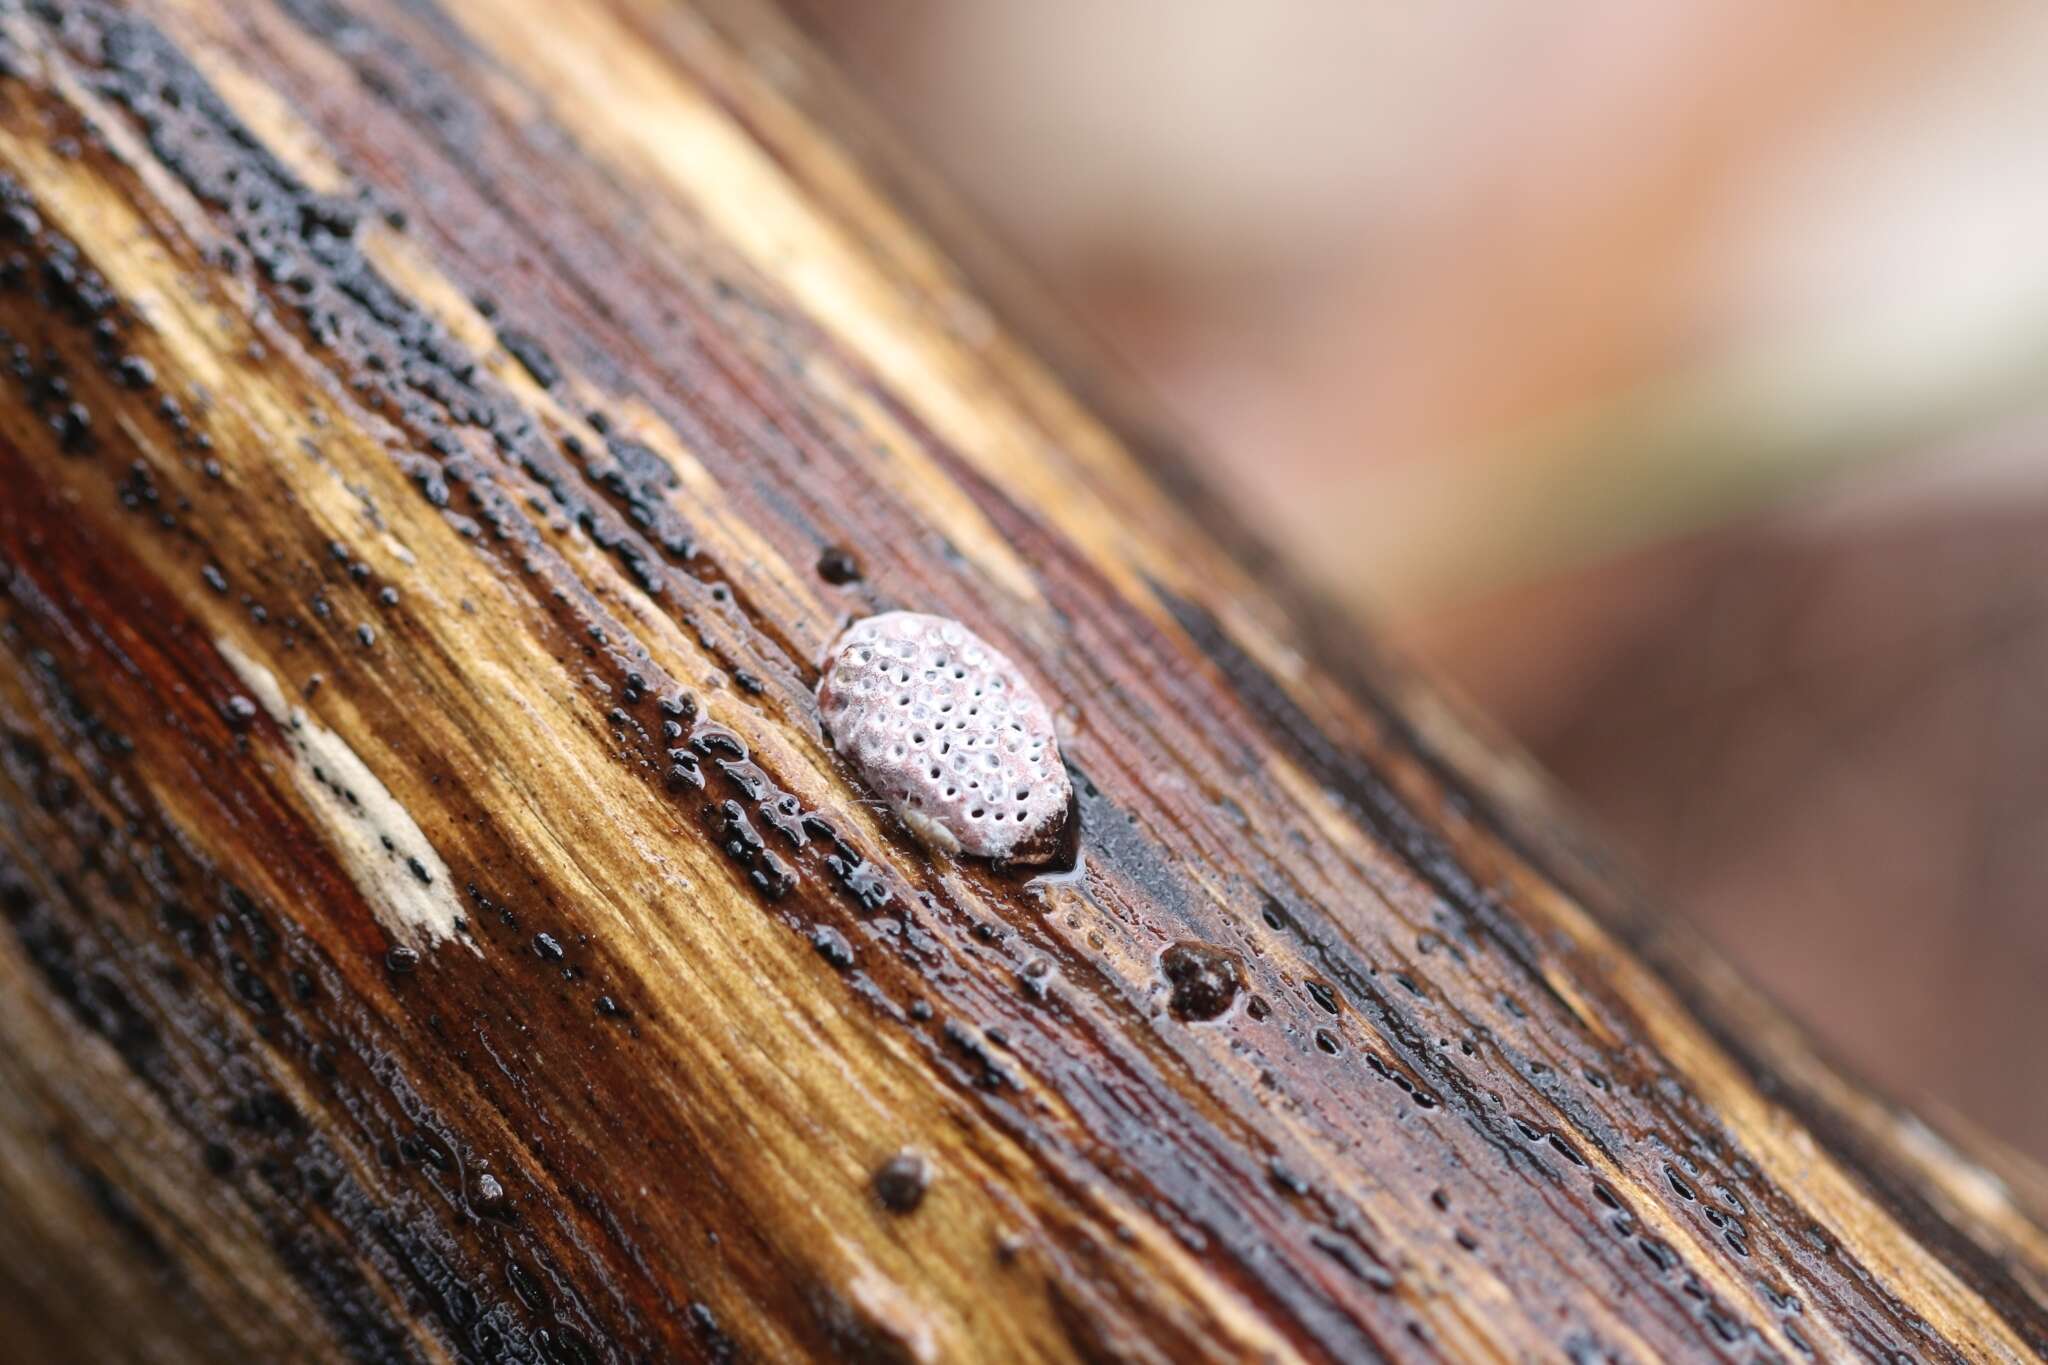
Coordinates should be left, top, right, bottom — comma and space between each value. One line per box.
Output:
1152, 582, 1562, 1003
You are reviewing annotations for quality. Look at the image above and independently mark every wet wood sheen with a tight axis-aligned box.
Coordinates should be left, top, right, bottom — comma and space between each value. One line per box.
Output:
0, 1, 2041, 1361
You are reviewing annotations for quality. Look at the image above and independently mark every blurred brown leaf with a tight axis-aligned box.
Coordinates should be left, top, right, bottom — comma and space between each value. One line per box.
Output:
1415, 456, 2048, 1159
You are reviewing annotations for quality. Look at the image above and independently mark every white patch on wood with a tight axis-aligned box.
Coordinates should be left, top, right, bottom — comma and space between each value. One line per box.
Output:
817, 612, 1069, 862
217, 637, 473, 952
379, 532, 417, 567
838, 1253, 943, 1365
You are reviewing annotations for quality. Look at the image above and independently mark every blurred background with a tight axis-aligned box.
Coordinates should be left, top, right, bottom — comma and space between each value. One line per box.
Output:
788, 0, 2048, 1165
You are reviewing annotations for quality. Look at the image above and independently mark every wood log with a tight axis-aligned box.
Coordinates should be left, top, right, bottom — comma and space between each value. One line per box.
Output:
0, 0, 2042, 1360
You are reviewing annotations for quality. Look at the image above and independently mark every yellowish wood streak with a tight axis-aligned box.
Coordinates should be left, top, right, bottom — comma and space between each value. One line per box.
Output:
432, 0, 1207, 614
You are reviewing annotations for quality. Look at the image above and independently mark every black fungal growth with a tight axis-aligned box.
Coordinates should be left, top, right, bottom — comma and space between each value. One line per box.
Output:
811, 924, 854, 970
1160, 942, 1242, 1022
816, 546, 860, 585
497, 327, 560, 389
871, 1151, 930, 1214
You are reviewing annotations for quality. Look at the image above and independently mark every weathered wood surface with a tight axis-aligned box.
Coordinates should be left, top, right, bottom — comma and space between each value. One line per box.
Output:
0, 0, 2043, 1360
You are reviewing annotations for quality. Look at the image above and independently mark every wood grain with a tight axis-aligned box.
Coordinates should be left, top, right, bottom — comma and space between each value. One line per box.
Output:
0, 0, 2041, 1360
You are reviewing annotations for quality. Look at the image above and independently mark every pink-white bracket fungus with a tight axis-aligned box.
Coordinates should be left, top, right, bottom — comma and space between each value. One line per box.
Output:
818, 612, 1071, 862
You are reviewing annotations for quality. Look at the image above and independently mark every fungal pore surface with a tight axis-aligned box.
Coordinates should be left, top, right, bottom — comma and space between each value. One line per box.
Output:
818, 612, 1070, 862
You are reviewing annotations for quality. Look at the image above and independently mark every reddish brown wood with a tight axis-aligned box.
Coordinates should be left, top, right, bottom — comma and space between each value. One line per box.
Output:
0, 1, 2041, 1361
